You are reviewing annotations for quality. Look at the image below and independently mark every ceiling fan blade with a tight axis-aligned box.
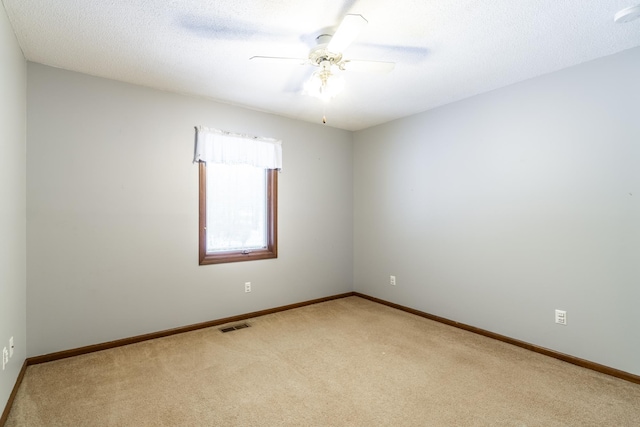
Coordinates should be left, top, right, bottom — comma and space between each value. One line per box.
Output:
342, 60, 395, 74
327, 14, 368, 53
250, 56, 309, 65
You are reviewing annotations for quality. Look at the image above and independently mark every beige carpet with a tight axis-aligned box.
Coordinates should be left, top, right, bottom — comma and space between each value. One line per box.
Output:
6, 296, 640, 426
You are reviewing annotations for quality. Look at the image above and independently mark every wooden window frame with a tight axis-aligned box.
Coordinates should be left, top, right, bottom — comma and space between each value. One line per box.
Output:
199, 162, 278, 265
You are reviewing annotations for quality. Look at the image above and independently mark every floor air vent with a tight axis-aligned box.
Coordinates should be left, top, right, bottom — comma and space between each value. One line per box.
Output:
219, 323, 250, 333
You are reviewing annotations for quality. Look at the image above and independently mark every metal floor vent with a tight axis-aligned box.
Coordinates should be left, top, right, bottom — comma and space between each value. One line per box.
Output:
219, 323, 251, 333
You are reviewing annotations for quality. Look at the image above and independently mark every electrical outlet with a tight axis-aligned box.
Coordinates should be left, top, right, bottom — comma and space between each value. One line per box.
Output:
9, 337, 14, 357
555, 309, 567, 325
390, 275, 396, 286
244, 282, 251, 293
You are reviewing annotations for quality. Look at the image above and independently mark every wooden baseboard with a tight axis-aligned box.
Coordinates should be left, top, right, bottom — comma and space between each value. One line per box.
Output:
11, 287, 637, 425
27, 292, 356, 366
354, 292, 640, 385
0, 360, 28, 427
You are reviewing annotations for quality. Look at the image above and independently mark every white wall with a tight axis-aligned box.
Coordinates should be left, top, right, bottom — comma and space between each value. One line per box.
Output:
354, 47, 640, 375
26, 63, 353, 357
0, 2, 27, 412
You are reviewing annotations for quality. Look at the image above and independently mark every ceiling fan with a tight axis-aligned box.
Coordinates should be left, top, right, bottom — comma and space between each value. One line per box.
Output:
250, 14, 395, 103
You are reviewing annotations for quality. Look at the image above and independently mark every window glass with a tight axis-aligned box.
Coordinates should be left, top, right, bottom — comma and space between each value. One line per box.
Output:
199, 162, 277, 265
206, 163, 267, 253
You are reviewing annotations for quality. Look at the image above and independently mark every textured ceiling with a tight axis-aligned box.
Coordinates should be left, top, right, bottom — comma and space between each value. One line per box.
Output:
4, 0, 640, 130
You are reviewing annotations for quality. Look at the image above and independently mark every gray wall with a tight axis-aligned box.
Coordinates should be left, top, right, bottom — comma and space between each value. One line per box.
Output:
353, 47, 640, 376
17, 37, 640, 378
0, 3, 27, 411
26, 63, 353, 357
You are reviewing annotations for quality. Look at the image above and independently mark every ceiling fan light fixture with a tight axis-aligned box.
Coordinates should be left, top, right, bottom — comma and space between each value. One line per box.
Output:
250, 12, 394, 104
304, 68, 344, 102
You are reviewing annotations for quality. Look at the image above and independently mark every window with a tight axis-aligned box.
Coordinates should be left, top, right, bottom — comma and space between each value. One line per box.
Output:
195, 126, 281, 265
199, 162, 277, 264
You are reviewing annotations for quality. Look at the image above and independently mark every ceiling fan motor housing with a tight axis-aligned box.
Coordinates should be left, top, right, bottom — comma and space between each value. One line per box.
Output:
310, 34, 343, 66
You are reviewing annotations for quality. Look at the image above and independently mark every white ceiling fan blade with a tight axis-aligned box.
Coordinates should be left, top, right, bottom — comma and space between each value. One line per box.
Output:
250, 56, 309, 65
327, 14, 368, 53
342, 60, 395, 74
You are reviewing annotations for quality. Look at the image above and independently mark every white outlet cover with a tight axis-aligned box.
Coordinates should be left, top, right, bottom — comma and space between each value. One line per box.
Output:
555, 310, 567, 325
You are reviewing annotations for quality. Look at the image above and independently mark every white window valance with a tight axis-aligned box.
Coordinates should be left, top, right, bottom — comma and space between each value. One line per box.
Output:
194, 126, 282, 170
